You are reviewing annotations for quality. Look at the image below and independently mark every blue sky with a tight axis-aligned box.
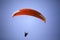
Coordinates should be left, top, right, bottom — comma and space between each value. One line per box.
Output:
0, 0, 60, 40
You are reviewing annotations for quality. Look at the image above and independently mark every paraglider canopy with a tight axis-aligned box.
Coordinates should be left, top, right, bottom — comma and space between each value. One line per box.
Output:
12, 8, 46, 23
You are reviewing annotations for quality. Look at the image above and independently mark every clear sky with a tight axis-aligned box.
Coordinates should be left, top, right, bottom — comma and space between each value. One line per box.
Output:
0, 0, 60, 40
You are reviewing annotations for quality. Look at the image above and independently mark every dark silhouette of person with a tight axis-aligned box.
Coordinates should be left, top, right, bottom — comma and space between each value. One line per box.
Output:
24, 32, 28, 37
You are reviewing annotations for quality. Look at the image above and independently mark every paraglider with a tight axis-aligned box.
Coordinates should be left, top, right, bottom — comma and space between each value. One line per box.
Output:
12, 8, 46, 23
24, 32, 28, 37
12, 8, 46, 37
